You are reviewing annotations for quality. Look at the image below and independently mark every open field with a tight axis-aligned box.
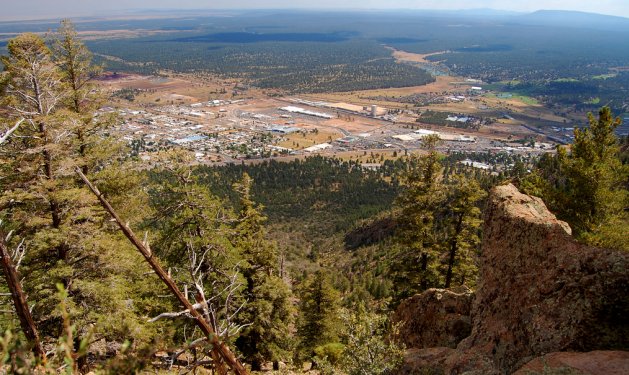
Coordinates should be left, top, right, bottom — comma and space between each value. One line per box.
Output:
276, 130, 342, 150
385, 47, 449, 64
98, 73, 261, 105
301, 76, 467, 109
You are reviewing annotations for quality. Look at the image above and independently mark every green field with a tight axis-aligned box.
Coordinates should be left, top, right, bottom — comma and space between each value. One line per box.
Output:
553, 78, 579, 83
485, 92, 539, 105
585, 97, 601, 104
592, 73, 617, 80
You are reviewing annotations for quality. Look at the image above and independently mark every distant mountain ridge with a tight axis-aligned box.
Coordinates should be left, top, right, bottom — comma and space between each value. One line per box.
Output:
514, 10, 629, 32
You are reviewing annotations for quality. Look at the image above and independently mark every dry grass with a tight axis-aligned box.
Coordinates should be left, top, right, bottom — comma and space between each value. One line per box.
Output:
275, 130, 341, 150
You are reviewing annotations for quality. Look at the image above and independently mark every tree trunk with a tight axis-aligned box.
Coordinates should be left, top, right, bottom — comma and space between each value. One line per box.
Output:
251, 358, 262, 372
37, 121, 63, 231
420, 252, 428, 290
0, 236, 45, 360
74, 336, 88, 372
445, 214, 465, 289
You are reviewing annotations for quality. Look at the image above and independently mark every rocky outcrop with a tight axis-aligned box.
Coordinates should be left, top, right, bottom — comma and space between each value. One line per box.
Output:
393, 286, 473, 349
397, 184, 629, 374
344, 216, 397, 250
513, 351, 629, 375
398, 347, 500, 375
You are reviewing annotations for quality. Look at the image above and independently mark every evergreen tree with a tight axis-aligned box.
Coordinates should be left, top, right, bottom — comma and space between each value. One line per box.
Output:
296, 270, 341, 361
148, 153, 244, 335
0, 31, 156, 368
438, 174, 486, 288
523, 107, 628, 250
232, 173, 295, 371
52, 19, 114, 174
389, 135, 444, 300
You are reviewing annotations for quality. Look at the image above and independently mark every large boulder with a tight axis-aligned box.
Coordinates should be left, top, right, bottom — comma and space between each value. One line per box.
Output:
393, 286, 474, 349
458, 184, 629, 372
397, 184, 629, 374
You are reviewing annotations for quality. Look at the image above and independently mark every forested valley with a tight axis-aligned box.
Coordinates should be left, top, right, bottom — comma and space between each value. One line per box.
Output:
0, 20, 628, 375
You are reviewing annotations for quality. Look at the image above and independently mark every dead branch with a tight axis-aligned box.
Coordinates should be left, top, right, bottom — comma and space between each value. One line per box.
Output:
0, 118, 25, 145
166, 337, 208, 369
76, 168, 248, 375
149, 302, 204, 323
0, 229, 45, 360
186, 244, 250, 340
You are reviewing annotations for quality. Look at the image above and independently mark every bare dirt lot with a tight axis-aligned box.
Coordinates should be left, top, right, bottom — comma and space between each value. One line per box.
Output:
97, 73, 256, 105
385, 47, 449, 64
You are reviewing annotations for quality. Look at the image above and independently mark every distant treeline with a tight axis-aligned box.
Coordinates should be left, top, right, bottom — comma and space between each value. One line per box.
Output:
90, 38, 435, 93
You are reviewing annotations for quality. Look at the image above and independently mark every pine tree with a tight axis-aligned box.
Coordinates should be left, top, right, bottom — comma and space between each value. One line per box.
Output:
149, 153, 245, 336
0, 31, 157, 367
0, 32, 77, 335
52, 19, 114, 174
438, 174, 485, 288
389, 135, 444, 300
232, 173, 295, 371
523, 107, 628, 250
296, 270, 341, 360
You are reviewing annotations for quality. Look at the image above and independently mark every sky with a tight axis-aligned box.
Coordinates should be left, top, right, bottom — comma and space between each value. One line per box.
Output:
2, 0, 629, 20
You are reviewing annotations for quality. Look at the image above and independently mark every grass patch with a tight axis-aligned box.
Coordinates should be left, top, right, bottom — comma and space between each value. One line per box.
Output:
592, 73, 617, 80
499, 79, 522, 85
276, 130, 339, 150
553, 78, 579, 83
585, 97, 601, 104
513, 95, 539, 105
484, 90, 538, 105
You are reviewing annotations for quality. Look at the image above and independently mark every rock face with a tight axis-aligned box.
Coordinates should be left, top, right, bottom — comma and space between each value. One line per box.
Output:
513, 351, 629, 375
397, 184, 629, 374
393, 286, 473, 349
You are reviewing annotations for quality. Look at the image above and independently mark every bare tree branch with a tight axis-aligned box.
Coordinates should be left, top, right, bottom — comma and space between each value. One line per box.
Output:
0, 118, 25, 145
148, 302, 204, 323
0, 230, 45, 360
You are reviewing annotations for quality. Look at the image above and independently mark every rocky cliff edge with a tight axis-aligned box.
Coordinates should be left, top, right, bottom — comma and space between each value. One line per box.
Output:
395, 184, 629, 374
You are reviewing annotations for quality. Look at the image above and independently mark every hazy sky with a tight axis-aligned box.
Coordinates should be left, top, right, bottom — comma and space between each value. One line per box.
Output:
2, 0, 629, 20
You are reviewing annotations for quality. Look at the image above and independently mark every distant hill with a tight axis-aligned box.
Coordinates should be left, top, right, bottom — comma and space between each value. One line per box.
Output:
515, 10, 629, 32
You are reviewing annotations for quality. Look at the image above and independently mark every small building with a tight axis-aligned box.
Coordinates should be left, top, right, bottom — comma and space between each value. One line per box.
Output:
270, 125, 301, 134
336, 136, 357, 144
171, 135, 209, 145
392, 134, 415, 141
303, 143, 332, 153
461, 159, 491, 170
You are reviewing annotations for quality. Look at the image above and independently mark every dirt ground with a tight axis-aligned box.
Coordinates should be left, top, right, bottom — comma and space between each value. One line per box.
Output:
276, 130, 342, 150
302, 75, 467, 109
385, 46, 450, 64
97, 73, 258, 106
